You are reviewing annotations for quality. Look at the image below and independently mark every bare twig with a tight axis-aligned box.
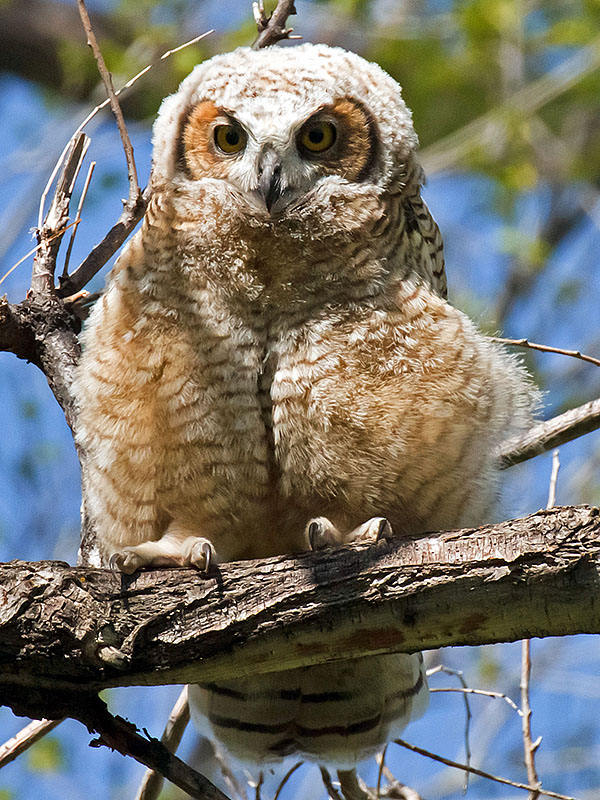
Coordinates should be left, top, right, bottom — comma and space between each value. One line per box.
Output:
31, 133, 88, 295
520, 450, 560, 800
76, 0, 140, 206
429, 687, 523, 717
491, 337, 600, 369
273, 761, 303, 800
499, 397, 600, 468
253, 770, 264, 800
0, 221, 79, 288
57, 28, 214, 169
62, 160, 96, 276
547, 448, 561, 509
392, 739, 577, 800
0, 718, 62, 769
337, 769, 373, 800
49, 15, 209, 296
43, 31, 213, 295
521, 639, 542, 800
320, 766, 344, 800
252, 0, 300, 49
2, 688, 228, 800
58, 186, 150, 297
376, 746, 388, 799
135, 686, 191, 800
426, 664, 471, 791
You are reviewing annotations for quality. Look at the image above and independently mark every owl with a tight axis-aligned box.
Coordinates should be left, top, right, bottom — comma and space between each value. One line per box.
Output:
74, 44, 538, 766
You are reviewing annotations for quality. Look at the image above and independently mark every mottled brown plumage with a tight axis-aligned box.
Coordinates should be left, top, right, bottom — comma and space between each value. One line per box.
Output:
74, 44, 538, 766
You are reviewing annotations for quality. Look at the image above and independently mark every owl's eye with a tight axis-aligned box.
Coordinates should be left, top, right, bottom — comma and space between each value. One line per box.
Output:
299, 121, 337, 154
214, 124, 246, 154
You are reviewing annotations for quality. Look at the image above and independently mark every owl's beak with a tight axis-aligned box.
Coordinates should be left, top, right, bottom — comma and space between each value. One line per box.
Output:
257, 149, 285, 215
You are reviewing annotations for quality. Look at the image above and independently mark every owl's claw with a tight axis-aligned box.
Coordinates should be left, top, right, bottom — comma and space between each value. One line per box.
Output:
108, 549, 145, 575
189, 538, 216, 572
351, 516, 394, 543
376, 517, 393, 541
306, 517, 342, 550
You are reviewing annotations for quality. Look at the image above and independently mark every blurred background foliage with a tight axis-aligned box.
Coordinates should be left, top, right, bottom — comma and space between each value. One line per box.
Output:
0, 1, 599, 798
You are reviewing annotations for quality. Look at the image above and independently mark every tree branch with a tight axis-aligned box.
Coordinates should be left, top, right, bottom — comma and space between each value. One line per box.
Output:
76, 0, 141, 209
135, 686, 190, 800
499, 398, 600, 468
251, 0, 299, 50
0, 505, 598, 693
0, 718, 62, 768
0, 688, 228, 800
491, 336, 600, 369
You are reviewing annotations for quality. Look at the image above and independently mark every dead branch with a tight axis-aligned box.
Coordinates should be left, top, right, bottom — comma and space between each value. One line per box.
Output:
57, 185, 149, 297
31, 133, 88, 295
499, 397, 600, 468
0, 505, 598, 693
392, 738, 574, 800
135, 686, 190, 800
76, 0, 140, 205
491, 337, 600, 369
252, 0, 299, 49
0, 687, 228, 800
0, 295, 81, 428
0, 718, 62, 769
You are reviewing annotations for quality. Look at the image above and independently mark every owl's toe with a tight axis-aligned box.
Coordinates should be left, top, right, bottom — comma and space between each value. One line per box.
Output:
189, 538, 217, 572
109, 549, 145, 575
376, 517, 394, 540
306, 517, 343, 550
350, 516, 394, 543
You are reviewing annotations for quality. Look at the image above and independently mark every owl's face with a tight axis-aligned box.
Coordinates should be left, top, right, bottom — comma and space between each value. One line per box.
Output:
152, 45, 419, 224
181, 95, 377, 217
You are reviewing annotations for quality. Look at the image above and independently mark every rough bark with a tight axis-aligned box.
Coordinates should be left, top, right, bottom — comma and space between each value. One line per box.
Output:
0, 505, 598, 695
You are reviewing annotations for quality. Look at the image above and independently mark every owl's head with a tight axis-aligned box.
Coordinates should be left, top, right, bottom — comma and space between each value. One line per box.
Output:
152, 44, 419, 223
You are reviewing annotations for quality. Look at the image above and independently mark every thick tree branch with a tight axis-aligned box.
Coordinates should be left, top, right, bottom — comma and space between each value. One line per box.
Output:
0, 295, 81, 428
0, 505, 597, 693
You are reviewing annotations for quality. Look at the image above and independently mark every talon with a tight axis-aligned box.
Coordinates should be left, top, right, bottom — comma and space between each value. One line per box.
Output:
108, 554, 121, 575
108, 550, 142, 575
200, 540, 212, 572
306, 517, 341, 550
189, 538, 216, 571
308, 521, 322, 551
376, 518, 393, 540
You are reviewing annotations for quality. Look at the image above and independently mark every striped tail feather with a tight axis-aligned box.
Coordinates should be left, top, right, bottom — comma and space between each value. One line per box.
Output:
188, 652, 428, 766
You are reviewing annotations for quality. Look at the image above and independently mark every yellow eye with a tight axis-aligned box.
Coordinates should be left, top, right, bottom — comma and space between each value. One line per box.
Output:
299, 121, 337, 153
214, 124, 246, 154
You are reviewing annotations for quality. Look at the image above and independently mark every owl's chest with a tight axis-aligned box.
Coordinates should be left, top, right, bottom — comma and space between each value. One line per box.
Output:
159, 308, 364, 490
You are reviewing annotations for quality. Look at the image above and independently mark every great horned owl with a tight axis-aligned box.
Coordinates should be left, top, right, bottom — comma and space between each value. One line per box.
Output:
74, 44, 538, 766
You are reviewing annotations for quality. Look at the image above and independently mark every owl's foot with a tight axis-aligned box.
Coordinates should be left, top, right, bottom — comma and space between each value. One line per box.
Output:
108, 529, 217, 575
306, 516, 393, 551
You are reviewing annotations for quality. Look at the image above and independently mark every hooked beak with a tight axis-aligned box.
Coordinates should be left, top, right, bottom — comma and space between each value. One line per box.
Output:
257, 149, 286, 215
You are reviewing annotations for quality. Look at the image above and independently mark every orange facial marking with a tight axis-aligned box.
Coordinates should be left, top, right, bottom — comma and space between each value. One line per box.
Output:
182, 101, 230, 180
322, 98, 374, 181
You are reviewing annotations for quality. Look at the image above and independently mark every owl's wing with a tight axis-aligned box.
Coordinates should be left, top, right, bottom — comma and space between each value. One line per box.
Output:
403, 186, 447, 299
